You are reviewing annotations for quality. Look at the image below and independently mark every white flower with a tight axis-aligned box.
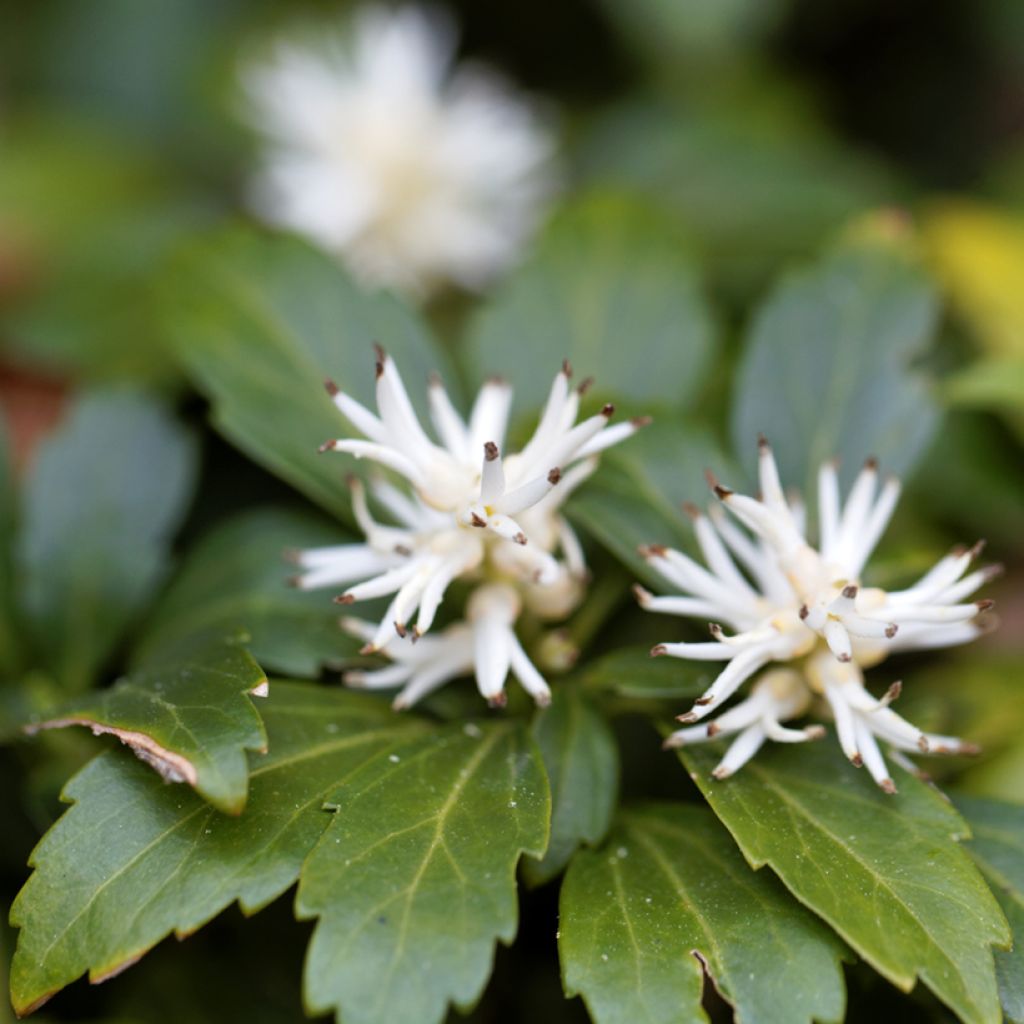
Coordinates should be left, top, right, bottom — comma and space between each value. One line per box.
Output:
240, 5, 556, 297
643, 437, 997, 791
290, 348, 645, 706
340, 584, 551, 709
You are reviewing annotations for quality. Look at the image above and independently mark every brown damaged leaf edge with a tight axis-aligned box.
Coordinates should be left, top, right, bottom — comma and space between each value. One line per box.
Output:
22, 680, 270, 790
15, 946, 150, 1017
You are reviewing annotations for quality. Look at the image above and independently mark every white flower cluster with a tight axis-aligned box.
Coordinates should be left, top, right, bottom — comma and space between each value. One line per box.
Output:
240, 5, 556, 298
292, 348, 646, 708
641, 438, 997, 791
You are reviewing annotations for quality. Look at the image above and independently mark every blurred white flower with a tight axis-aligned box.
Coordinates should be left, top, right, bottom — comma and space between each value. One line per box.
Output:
643, 437, 997, 791
291, 348, 646, 706
240, 5, 557, 297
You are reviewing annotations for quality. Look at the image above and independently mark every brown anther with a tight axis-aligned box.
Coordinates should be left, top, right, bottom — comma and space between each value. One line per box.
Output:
411, 627, 421, 643
650, 644, 667, 657
682, 501, 701, 520
283, 547, 301, 564
917, 736, 930, 752
880, 779, 897, 795
838, 653, 852, 663
676, 710, 698, 723
632, 584, 650, 606
600, 402, 615, 417
394, 622, 407, 639
334, 594, 355, 605
488, 691, 508, 709
562, 358, 573, 378
578, 376, 595, 396
710, 767, 731, 780
547, 467, 562, 485
883, 680, 902, 703
428, 371, 442, 387
960, 742, 982, 757
757, 432, 770, 450
864, 456, 879, 471
359, 643, 377, 656
286, 575, 302, 588
969, 539, 987, 559
841, 584, 858, 599
512, 532, 526, 546
486, 374, 506, 386
706, 722, 721, 738
799, 605, 810, 620
631, 415, 652, 428
805, 725, 827, 740
976, 599, 995, 612
318, 440, 337, 453
394, 544, 413, 557
470, 513, 487, 527
709, 623, 725, 639
533, 691, 552, 708
884, 624, 898, 639
713, 484, 733, 500
324, 379, 339, 396
484, 441, 499, 461
851, 754, 863, 767
694, 696, 713, 706
951, 543, 968, 558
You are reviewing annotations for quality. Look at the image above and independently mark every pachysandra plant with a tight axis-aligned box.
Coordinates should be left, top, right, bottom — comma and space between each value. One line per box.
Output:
642, 436, 998, 790
290, 346, 647, 707
239, 4, 557, 298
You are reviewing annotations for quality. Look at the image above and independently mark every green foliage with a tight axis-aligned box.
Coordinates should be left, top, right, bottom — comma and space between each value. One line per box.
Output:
27, 638, 268, 814
568, 417, 737, 586
957, 796, 1024, 1024
560, 803, 848, 1024
0, 419, 21, 678
525, 684, 618, 885
16, 390, 198, 692
8, 683, 429, 1017
296, 720, 549, 1024
464, 192, 716, 414
731, 238, 941, 493
134, 506, 360, 677
162, 228, 454, 522
580, 648, 710, 700
678, 742, 1010, 1024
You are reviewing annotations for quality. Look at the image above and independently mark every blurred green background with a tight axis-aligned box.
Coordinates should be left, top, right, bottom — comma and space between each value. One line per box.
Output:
2, 1, 1023, 1021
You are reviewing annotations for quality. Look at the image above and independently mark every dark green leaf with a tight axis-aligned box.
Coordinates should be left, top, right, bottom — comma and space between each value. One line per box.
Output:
16, 390, 198, 692
134, 506, 359, 678
464, 192, 716, 414
732, 239, 941, 495
26, 638, 269, 814
677, 741, 1009, 1024
524, 684, 618, 885
296, 720, 549, 1024
560, 802, 848, 1024
957, 795, 1024, 1024
579, 101, 892, 295
580, 648, 711, 700
163, 228, 453, 521
568, 418, 738, 587
8, 682, 428, 1017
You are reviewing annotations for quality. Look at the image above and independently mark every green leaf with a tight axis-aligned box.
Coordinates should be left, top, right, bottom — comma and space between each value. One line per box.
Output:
0, 417, 21, 678
568, 417, 738, 587
464, 192, 716, 414
134, 506, 360, 678
677, 741, 1010, 1024
296, 720, 550, 1024
9, 682, 428, 1017
163, 227, 453, 521
25, 638, 269, 814
524, 684, 618, 885
731, 238, 941, 494
560, 802, 848, 1024
956, 795, 1024, 1024
580, 648, 711, 700
16, 390, 198, 692
946, 358, 1024, 442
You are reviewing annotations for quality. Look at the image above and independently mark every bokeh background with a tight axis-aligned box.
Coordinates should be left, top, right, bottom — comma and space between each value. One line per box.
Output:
2, 1, 1024, 1021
